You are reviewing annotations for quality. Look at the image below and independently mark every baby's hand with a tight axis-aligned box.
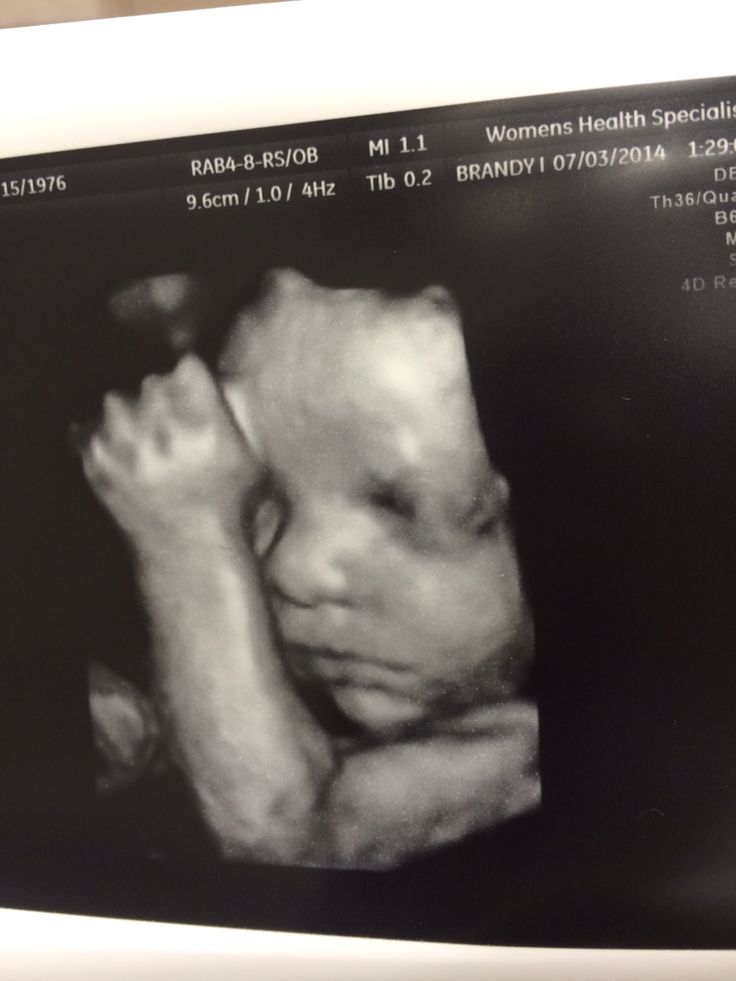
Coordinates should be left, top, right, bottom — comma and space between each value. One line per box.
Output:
82, 354, 259, 544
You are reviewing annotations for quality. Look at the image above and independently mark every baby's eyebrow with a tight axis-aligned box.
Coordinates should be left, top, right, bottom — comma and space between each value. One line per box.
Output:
365, 461, 422, 489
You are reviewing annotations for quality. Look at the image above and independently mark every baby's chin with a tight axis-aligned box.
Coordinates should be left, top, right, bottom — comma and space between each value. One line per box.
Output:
330, 683, 429, 734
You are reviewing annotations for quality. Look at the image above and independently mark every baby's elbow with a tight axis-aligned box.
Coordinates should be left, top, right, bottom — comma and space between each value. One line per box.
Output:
201, 770, 336, 866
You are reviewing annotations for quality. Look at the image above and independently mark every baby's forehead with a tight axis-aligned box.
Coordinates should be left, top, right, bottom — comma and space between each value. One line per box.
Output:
219, 268, 467, 394
219, 270, 493, 497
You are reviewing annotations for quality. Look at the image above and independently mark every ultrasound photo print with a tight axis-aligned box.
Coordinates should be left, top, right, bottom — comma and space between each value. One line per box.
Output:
86, 267, 540, 869
5, 71, 736, 947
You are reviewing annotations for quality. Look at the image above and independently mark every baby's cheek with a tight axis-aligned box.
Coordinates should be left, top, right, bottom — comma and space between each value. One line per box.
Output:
400, 537, 524, 664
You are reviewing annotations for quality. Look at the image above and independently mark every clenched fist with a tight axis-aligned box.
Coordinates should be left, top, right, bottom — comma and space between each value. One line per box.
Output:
82, 354, 260, 544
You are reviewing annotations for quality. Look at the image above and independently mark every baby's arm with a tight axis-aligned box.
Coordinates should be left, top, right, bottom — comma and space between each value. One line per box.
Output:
82, 357, 537, 868
83, 355, 338, 863
329, 701, 539, 867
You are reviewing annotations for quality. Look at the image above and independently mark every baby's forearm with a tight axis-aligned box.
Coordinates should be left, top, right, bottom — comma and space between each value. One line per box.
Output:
81, 356, 341, 863
134, 518, 339, 864
328, 701, 539, 868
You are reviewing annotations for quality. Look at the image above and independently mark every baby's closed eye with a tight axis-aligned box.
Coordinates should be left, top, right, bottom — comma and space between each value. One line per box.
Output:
365, 480, 417, 522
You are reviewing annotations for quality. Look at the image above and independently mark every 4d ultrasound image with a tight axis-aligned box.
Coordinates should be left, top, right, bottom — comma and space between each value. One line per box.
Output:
2, 73, 736, 948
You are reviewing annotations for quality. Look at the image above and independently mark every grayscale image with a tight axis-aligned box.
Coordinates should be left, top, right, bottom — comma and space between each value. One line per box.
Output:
3, 73, 736, 947
86, 268, 539, 869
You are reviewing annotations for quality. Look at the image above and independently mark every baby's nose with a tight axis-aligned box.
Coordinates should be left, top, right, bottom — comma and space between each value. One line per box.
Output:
265, 515, 361, 608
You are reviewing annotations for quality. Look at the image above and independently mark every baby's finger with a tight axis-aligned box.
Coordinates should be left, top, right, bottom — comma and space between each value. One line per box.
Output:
139, 373, 175, 425
100, 392, 135, 441
94, 394, 139, 467
70, 393, 136, 458
83, 427, 136, 480
171, 353, 215, 395
81, 434, 116, 489
168, 353, 219, 424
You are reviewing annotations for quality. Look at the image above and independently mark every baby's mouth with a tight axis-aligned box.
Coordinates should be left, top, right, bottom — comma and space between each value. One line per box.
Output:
282, 643, 413, 690
283, 644, 427, 733
284, 642, 373, 680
